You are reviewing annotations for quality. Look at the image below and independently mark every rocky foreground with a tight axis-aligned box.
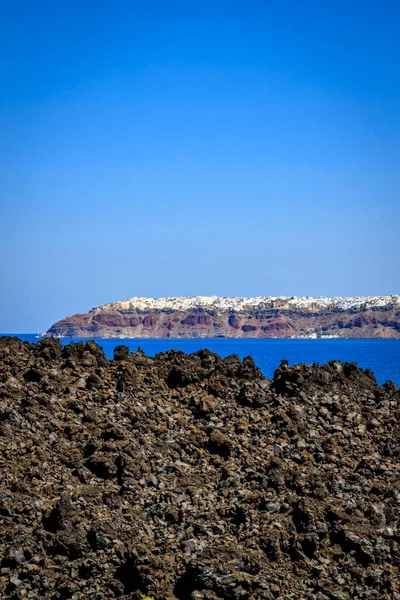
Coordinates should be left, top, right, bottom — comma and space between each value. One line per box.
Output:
0, 337, 399, 600
47, 295, 400, 338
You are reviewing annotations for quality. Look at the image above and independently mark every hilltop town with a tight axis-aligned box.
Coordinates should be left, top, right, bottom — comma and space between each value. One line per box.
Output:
47, 295, 400, 338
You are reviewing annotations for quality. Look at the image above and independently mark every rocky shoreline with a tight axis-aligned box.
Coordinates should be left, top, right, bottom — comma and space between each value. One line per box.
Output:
0, 336, 399, 599
47, 296, 400, 339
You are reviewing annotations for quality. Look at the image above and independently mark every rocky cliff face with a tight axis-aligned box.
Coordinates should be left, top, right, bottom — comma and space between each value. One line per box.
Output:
47, 296, 400, 338
0, 336, 399, 598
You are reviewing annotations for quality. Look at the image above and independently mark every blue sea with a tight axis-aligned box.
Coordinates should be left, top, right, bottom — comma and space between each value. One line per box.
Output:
2, 334, 400, 386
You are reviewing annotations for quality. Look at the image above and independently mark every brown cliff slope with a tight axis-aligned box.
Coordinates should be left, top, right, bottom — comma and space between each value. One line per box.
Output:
47, 296, 400, 338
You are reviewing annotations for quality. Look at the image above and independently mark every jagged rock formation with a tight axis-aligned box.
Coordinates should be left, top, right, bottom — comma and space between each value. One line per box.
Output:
47, 295, 400, 338
0, 336, 399, 599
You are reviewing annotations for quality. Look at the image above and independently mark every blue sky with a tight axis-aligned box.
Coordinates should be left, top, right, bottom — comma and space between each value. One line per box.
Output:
0, 0, 399, 332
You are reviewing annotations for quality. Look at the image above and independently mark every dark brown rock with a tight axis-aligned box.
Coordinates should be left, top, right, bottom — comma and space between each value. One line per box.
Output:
0, 336, 399, 599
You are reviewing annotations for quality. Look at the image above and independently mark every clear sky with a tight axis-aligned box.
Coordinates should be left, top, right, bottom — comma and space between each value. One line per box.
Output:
0, 0, 399, 332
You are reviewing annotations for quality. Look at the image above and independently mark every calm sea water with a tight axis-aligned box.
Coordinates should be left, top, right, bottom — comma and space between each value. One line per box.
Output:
2, 334, 400, 386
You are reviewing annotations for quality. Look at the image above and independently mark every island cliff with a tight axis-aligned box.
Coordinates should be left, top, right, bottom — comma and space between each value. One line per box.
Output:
47, 295, 400, 338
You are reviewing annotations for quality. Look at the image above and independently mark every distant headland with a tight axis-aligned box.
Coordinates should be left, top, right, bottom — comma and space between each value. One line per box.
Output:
46, 295, 400, 338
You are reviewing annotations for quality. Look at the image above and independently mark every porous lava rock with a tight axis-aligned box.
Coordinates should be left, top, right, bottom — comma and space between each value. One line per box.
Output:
0, 336, 399, 599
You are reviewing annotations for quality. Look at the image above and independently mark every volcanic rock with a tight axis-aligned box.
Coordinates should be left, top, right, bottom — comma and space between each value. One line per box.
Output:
0, 336, 399, 599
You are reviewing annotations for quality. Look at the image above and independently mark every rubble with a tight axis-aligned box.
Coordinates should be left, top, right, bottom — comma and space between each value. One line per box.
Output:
0, 336, 399, 599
